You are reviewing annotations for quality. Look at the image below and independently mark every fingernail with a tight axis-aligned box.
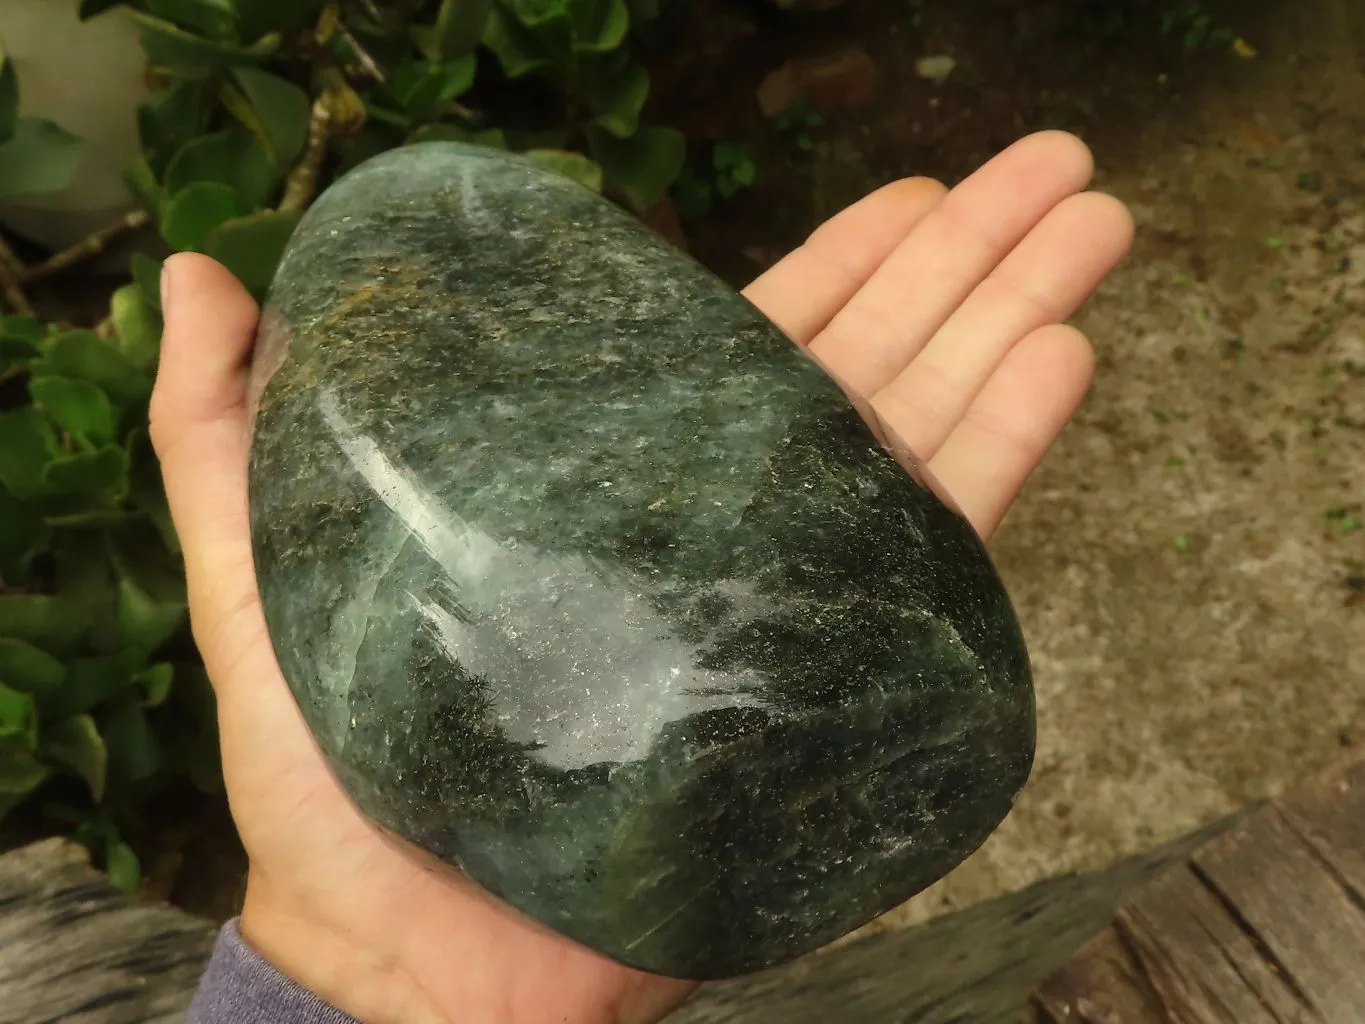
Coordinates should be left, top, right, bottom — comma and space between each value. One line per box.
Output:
160, 259, 174, 318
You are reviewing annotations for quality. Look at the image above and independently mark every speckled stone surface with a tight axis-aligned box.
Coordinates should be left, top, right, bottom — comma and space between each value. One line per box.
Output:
245, 142, 1034, 979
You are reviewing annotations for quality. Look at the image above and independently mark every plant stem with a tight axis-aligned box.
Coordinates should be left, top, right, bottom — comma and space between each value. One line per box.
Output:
280, 95, 335, 213
21, 210, 152, 285
335, 19, 386, 83
0, 236, 34, 317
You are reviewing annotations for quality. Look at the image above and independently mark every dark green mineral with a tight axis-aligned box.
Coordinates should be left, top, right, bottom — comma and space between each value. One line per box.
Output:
246, 142, 1034, 980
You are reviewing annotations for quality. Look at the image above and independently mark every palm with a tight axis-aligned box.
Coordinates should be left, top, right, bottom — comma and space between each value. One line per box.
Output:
150, 131, 1131, 1024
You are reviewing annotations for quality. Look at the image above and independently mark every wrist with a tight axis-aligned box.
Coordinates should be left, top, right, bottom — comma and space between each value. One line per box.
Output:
238, 873, 444, 1024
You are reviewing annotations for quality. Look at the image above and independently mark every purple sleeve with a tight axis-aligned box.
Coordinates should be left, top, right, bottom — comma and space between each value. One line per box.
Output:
186, 919, 359, 1024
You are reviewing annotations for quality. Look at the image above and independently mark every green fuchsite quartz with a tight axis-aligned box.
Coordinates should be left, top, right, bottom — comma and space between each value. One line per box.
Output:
246, 142, 1035, 980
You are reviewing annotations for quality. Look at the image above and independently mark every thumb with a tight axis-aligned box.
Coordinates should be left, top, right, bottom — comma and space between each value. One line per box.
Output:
150, 254, 333, 823
148, 253, 267, 676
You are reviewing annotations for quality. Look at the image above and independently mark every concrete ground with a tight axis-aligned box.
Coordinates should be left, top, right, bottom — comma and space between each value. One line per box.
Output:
838, 0, 1365, 931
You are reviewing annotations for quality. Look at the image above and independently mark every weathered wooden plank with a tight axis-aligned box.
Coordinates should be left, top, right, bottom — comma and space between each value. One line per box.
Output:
1031, 928, 1167, 1024
0, 837, 217, 1024
0, 812, 1244, 1024
1116, 864, 1310, 1023
1193, 808, 1365, 1022
1034, 750, 1365, 1024
1277, 755, 1365, 910
1034, 857, 1315, 1024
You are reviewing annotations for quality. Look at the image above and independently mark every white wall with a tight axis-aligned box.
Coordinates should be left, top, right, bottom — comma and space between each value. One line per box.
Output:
0, 0, 148, 248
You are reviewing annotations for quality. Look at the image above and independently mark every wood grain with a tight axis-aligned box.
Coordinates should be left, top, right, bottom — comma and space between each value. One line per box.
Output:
0, 815, 1237, 1024
1035, 750, 1365, 1024
0, 838, 216, 1024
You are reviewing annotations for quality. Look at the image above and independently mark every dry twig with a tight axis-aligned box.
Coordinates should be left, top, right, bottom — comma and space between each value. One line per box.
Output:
0, 236, 34, 317
279, 95, 336, 213
21, 210, 151, 285
335, 20, 386, 83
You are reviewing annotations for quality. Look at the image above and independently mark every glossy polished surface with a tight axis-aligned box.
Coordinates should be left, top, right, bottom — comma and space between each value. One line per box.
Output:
247, 142, 1035, 979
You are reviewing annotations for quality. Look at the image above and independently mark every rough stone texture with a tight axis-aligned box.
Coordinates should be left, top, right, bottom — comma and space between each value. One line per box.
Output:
247, 143, 1034, 979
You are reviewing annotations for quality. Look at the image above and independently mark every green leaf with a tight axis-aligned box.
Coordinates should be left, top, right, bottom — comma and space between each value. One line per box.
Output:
130, 12, 278, 76
41, 656, 134, 721
0, 118, 85, 200
28, 376, 119, 446
42, 445, 130, 499
130, 253, 164, 313
622, 0, 660, 25
102, 695, 161, 783
202, 210, 302, 298
43, 715, 107, 802
161, 181, 242, 252
0, 747, 49, 819
55, 533, 119, 656
334, 124, 403, 175
135, 663, 175, 708
394, 58, 478, 122
127, 431, 179, 554
406, 124, 507, 149
78, 0, 127, 17
43, 509, 142, 529
138, 80, 209, 179
0, 595, 89, 657
0, 407, 58, 500
123, 156, 167, 215
0, 333, 42, 371
230, 67, 311, 168
713, 141, 756, 189
144, 0, 239, 40
587, 123, 684, 211
111, 283, 163, 372
105, 837, 141, 892
583, 60, 648, 138
40, 331, 152, 411
165, 661, 222, 794
0, 41, 18, 145
164, 127, 280, 212
109, 526, 186, 652
0, 485, 47, 584
572, 0, 629, 53
0, 683, 38, 750
482, 5, 553, 78
434, 0, 497, 58
0, 315, 42, 345
525, 149, 603, 191
115, 575, 186, 656
0, 638, 67, 696
509, 0, 571, 29
229, 0, 321, 39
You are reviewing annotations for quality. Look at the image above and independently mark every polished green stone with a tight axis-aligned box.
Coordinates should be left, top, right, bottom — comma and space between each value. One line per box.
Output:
246, 142, 1034, 980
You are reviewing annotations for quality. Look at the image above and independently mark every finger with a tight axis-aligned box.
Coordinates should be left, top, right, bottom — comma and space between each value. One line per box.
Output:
149, 253, 258, 437
872, 190, 1132, 459
148, 253, 264, 676
927, 323, 1094, 541
809, 131, 1095, 397
743, 176, 947, 345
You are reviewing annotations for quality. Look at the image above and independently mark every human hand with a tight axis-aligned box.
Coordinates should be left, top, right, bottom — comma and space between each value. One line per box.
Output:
149, 129, 1132, 1024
